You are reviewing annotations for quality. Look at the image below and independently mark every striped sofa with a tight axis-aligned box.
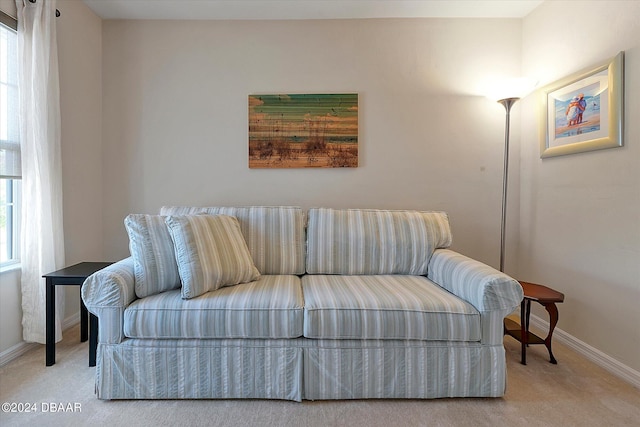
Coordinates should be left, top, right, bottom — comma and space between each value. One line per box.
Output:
82, 206, 523, 401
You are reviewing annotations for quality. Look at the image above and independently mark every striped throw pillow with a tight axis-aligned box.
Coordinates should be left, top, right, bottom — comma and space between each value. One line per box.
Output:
125, 214, 181, 298
165, 215, 261, 299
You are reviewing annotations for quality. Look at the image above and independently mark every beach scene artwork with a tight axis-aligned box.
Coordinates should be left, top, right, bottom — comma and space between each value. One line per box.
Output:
249, 93, 358, 168
540, 52, 622, 158
553, 81, 602, 141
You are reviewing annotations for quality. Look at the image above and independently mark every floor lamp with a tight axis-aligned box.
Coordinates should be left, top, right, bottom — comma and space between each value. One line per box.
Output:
497, 97, 519, 273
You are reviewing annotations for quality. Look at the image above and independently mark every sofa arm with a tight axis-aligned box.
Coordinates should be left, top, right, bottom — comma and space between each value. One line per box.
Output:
427, 249, 523, 312
427, 249, 523, 345
81, 257, 136, 344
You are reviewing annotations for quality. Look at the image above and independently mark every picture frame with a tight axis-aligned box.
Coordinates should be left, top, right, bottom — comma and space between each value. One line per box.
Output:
248, 93, 358, 168
539, 51, 624, 158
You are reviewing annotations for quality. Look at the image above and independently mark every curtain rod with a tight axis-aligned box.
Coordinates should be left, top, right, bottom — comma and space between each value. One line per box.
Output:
27, 0, 61, 17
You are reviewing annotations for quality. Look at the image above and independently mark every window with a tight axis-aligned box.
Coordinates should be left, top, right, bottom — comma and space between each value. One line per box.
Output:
0, 11, 20, 268
0, 179, 20, 264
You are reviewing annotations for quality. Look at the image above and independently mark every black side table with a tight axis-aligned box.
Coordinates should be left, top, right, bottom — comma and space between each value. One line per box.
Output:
43, 262, 113, 367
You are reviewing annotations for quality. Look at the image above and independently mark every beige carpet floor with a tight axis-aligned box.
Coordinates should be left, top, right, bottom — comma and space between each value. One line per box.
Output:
1, 323, 638, 427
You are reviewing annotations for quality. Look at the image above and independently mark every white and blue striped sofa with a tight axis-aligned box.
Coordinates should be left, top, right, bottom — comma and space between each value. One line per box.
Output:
82, 206, 523, 401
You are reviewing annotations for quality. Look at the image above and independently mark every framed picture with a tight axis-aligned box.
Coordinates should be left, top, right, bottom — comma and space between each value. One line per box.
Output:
249, 93, 358, 168
539, 51, 624, 158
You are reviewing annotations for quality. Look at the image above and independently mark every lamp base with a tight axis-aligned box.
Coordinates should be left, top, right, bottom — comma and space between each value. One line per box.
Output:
497, 97, 520, 272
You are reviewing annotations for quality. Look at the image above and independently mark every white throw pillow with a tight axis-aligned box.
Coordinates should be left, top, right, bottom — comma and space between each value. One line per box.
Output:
165, 214, 261, 299
125, 214, 181, 298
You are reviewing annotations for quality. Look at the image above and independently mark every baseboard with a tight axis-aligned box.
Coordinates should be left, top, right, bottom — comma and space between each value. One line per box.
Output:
62, 312, 81, 330
0, 341, 39, 367
530, 314, 640, 390
0, 313, 81, 367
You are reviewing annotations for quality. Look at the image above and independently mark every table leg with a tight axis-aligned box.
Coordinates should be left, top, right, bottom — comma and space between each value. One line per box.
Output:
525, 300, 532, 346
520, 300, 527, 365
543, 302, 560, 364
46, 279, 55, 366
80, 299, 88, 342
89, 314, 98, 367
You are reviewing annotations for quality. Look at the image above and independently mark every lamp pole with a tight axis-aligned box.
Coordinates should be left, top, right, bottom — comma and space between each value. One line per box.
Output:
497, 97, 519, 273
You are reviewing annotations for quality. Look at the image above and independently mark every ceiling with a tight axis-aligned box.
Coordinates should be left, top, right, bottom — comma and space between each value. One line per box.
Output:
81, 0, 544, 20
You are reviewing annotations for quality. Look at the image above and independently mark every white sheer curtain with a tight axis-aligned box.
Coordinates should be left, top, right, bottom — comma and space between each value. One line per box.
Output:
16, 0, 65, 344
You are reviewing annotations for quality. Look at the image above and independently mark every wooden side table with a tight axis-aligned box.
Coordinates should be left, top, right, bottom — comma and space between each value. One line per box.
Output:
504, 281, 565, 365
43, 262, 113, 367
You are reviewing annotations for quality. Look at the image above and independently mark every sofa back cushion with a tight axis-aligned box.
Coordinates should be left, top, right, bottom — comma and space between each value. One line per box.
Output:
306, 208, 452, 275
160, 206, 305, 275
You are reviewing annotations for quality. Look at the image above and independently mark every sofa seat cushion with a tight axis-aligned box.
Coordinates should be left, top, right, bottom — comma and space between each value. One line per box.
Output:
302, 275, 480, 341
124, 275, 303, 339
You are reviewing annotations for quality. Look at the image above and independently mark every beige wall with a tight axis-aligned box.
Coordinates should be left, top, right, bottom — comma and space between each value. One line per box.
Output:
0, 0, 102, 355
520, 1, 640, 372
101, 18, 523, 271
0, 0, 15, 19
58, 0, 103, 265
57, 0, 103, 326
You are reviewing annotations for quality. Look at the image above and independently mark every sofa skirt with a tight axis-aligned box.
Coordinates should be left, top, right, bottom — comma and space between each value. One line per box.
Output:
94, 339, 505, 401
95, 339, 304, 401
303, 340, 506, 400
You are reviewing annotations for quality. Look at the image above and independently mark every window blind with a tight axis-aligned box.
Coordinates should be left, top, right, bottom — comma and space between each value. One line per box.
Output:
0, 12, 20, 179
